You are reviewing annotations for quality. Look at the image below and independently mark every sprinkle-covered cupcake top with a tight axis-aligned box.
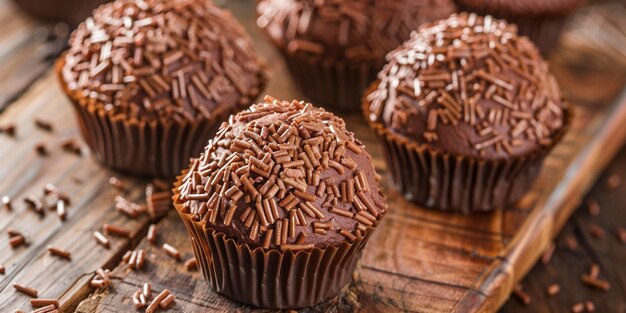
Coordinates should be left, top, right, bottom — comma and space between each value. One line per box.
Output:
177, 96, 387, 249
60, 0, 267, 122
256, 0, 456, 62
367, 13, 567, 159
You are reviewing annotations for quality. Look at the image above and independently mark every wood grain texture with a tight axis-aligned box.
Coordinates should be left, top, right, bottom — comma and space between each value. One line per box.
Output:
0, 0, 623, 312
501, 143, 626, 313
0, 73, 152, 312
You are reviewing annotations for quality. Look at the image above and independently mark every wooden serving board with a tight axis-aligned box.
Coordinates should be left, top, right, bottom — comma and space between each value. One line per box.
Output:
1, 1, 626, 312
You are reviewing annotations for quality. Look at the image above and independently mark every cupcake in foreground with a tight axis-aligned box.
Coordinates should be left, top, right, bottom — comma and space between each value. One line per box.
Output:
453, 0, 587, 54
57, 0, 268, 177
364, 13, 570, 213
174, 96, 387, 308
256, 0, 456, 111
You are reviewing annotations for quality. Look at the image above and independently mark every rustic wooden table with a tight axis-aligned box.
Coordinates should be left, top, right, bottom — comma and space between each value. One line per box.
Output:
0, 0, 625, 312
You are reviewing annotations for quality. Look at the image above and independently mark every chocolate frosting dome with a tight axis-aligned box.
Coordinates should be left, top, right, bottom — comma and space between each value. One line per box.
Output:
177, 96, 387, 249
367, 13, 567, 160
60, 0, 267, 122
256, 0, 456, 63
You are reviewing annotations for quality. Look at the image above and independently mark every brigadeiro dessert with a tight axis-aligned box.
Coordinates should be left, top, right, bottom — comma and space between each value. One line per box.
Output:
56, 0, 268, 177
11, 0, 109, 26
174, 96, 387, 308
256, 0, 456, 111
364, 13, 570, 213
452, 0, 587, 54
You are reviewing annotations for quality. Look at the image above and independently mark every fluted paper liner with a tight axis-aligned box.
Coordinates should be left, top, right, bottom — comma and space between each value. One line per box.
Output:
173, 172, 374, 309
363, 85, 571, 213
281, 50, 379, 112
55, 57, 266, 178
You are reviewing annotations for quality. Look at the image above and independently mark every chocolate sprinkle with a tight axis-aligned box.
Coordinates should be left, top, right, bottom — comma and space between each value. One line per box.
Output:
178, 96, 387, 249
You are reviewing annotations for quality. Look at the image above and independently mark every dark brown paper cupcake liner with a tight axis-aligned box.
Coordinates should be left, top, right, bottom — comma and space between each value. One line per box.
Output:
55, 58, 266, 178
455, 7, 570, 55
363, 86, 571, 214
173, 174, 373, 309
281, 50, 379, 112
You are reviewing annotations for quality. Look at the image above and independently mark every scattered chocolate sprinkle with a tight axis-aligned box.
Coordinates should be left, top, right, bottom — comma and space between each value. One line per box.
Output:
580, 275, 610, 291
32, 304, 57, 313
60, 138, 82, 155
93, 231, 110, 249
146, 184, 171, 220
617, 227, 626, 244
115, 196, 146, 218
547, 284, 560, 296
34, 118, 53, 132
35, 143, 48, 156
589, 263, 600, 279
184, 258, 197, 271
0, 264, 5, 274
1, 196, 11, 211
122, 250, 132, 263
56, 200, 66, 221
159, 294, 176, 309
587, 199, 600, 216
565, 234, 578, 250
13, 282, 38, 297
572, 302, 585, 313
103, 224, 131, 238
143, 283, 152, 299
133, 289, 143, 309
541, 243, 555, 264
108, 177, 124, 191
90, 268, 112, 288
605, 174, 621, 190
48, 246, 71, 260
589, 223, 605, 238
147, 224, 157, 244
0, 124, 16, 136
24, 195, 45, 216
136, 249, 145, 270
30, 299, 59, 308
146, 289, 170, 313
163, 243, 180, 260
9, 235, 26, 249
513, 284, 531, 306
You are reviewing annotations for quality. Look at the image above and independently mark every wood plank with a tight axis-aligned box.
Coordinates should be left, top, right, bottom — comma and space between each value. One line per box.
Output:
0, 0, 67, 112
0, 73, 152, 312
501, 144, 626, 312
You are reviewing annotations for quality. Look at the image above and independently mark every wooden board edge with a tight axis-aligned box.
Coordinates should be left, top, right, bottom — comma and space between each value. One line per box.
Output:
457, 88, 626, 312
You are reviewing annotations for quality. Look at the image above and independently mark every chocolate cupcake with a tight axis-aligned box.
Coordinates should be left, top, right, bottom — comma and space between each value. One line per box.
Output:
174, 96, 387, 308
12, 0, 109, 26
453, 0, 587, 54
56, 0, 268, 177
256, 0, 456, 111
364, 13, 570, 213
